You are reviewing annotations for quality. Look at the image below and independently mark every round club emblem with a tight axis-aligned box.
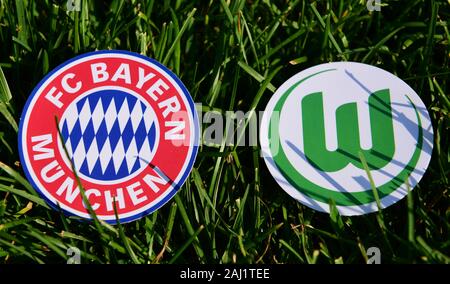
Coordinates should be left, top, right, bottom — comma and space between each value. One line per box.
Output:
260, 62, 433, 216
19, 50, 199, 223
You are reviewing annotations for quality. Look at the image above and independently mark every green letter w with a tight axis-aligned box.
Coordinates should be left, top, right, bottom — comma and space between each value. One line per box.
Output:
301, 89, 395, 172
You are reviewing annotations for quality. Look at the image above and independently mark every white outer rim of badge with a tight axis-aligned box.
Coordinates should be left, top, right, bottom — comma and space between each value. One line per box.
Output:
259, 62, 434, 216
18, 50, 200, 223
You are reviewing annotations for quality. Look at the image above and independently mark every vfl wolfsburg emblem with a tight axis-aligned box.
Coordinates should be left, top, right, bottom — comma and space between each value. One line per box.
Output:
260, 62, 433, 215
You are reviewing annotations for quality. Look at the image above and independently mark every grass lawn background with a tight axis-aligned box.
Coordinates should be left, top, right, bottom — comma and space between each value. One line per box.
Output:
0, 0, 448, 263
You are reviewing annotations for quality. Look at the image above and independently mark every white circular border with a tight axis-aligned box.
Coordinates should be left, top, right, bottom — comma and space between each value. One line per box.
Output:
259, 62, 434, 216
20, 52, 198, 221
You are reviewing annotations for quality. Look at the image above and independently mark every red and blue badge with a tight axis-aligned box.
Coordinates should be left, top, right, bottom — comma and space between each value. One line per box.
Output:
19, 50, 199, 223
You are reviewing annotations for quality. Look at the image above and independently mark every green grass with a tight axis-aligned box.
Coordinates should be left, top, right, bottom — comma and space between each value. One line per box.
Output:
0, 0, 449, 264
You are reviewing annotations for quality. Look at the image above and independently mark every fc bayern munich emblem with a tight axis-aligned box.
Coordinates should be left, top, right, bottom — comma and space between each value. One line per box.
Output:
19, 50, 199, 223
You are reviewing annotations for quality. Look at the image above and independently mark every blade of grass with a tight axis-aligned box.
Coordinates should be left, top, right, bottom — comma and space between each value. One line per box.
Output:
0, 66, 17, 132
154, 201, 177, 263
168, 225, 204, 264
358, 151, 394, 255
174, 194, 205, 262
113, 198, 140, 264
279, 239, 305, 262
406, 179, 415, 243
162, 8, 196, 66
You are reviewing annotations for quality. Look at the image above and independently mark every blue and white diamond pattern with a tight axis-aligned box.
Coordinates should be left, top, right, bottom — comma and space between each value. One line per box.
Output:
59, 89, 158, 181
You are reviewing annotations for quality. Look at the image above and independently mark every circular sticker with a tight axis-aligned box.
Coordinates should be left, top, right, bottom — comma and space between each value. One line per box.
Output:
19, 50, 199, 223
260, 62, 433, 216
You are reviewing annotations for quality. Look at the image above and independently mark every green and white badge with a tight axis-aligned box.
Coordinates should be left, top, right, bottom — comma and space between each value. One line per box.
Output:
260, 62, 433, 215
